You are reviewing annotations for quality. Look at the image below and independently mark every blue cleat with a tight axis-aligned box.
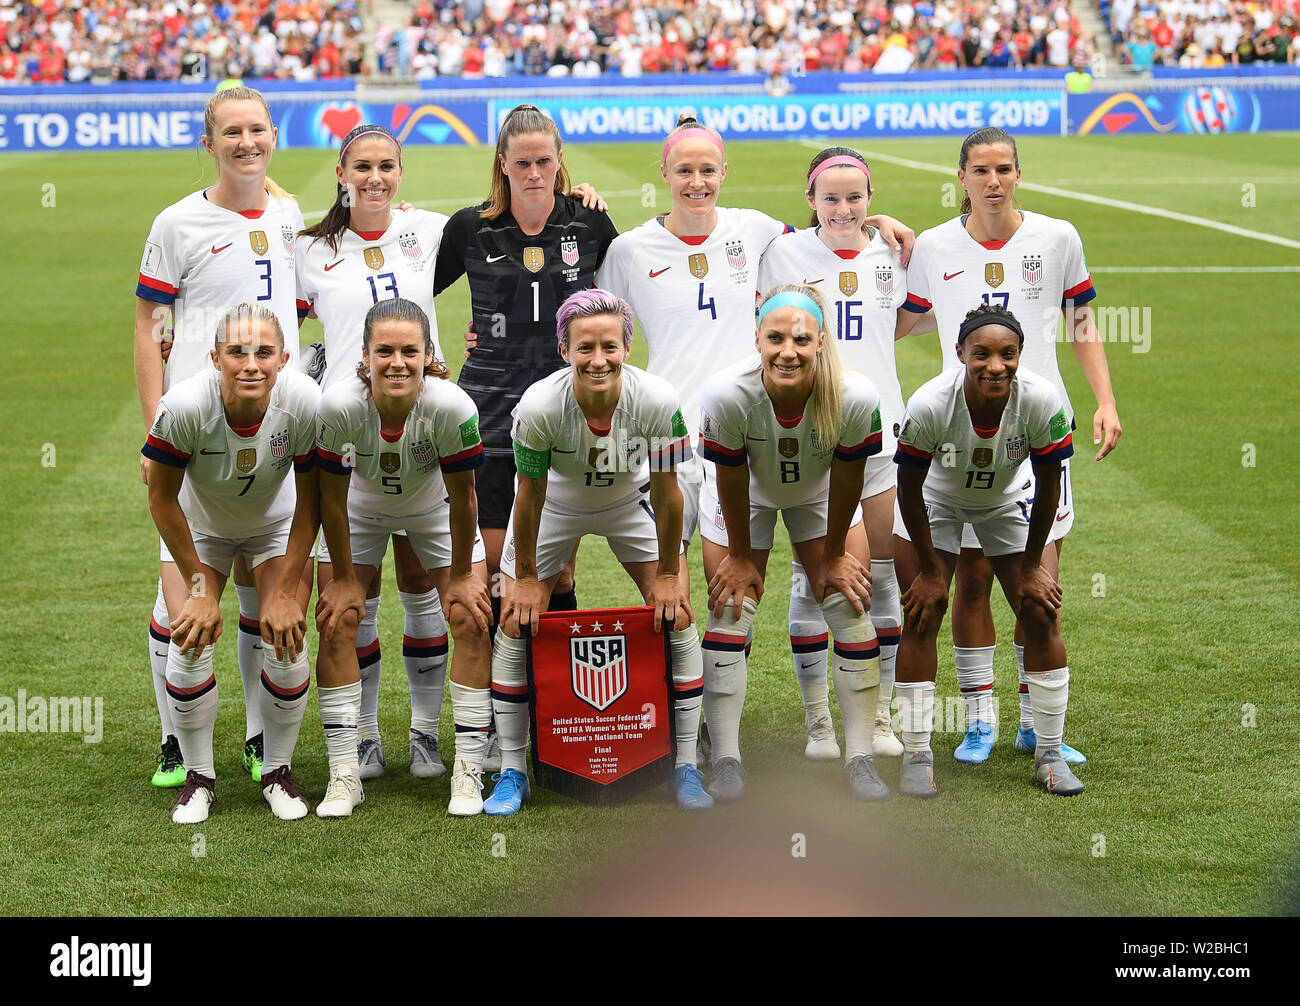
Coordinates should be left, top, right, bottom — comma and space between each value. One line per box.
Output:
1014, 726, 1086, 765
953, 720, 996, 764
667, 765, 714, 811
483, 768, 530, 816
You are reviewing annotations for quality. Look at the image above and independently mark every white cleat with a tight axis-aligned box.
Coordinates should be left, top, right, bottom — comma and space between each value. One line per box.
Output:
316, 766, 365, 818
804, 714, 841, 762
261, 766, 310, 821
447, 759, 484, 817
872, 711, 905, 757
171, 771, 215, 824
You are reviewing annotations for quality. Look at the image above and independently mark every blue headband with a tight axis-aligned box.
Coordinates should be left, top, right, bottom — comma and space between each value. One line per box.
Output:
757, 291, 824, 331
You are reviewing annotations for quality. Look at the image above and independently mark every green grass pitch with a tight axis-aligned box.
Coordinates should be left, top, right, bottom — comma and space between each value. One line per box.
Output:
1, 133, 1298, 916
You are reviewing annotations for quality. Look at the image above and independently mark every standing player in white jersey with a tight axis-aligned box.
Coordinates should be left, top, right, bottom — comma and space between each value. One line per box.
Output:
312, 299, 493, 818
484, 289, 712, 815
297, 123, 453, 782
892, 304, 1083, 798
759, 146, 912, 765
897, 127, 1122, 766
699, 285, 890, 803
142, 305, 320, 824
134, 86, 304, 791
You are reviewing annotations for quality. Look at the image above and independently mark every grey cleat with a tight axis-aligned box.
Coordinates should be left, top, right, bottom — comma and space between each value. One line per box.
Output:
706, 756, 747, 802
845, 754, 890, 802
1035, 750, 1085, 796
899, 750, 938, 799
357, 737, 387, 780
482, 721, 502, 773
409, 728, 446, 778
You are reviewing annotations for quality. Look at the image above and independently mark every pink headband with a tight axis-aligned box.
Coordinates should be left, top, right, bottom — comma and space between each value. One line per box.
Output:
339, 127, 401, 163
662, 124, 725, 163
807, 155, 871, 192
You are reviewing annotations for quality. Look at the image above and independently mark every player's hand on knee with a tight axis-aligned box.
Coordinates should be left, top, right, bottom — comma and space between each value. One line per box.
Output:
820, 553, 872, 616
902, 571, 947, 636
175, 595, 222, 659
707, 555, 763, 620
650, 571, 691, 631
316, 577, 365, 638
446, 572, 492, 634
261, 593, 306, 662
1018, 564, 1062, 614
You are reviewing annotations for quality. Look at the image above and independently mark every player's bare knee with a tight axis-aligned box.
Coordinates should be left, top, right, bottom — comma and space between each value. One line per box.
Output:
1016, 598, 1056, 641
448, 605, 488, 642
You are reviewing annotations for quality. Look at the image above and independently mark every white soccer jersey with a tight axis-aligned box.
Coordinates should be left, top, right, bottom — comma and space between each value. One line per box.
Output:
142, 368, 320, 539
315, 376, 484, 520
902, 212, 1096, 422
699, 359, 883, 511
894, 366, 1073, 510
137, 190, 304, 389
759, 226, 907, 457
296, 207, 447, 393
511, 365, 692, 515
596, 206, 790, 439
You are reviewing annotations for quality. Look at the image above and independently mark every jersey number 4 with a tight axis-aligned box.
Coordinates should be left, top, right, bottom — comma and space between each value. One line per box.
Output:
697, 283, 716, 321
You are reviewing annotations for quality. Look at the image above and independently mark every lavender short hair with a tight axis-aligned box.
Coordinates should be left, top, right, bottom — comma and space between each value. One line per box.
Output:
555, 288, 634, 355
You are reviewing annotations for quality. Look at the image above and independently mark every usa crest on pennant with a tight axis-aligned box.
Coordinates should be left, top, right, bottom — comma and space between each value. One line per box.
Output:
570, 634, 628, 712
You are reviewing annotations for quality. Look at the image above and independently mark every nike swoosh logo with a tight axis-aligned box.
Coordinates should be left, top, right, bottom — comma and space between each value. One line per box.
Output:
199, 449, 225, 455
649, 267, 670, 277
943, 270, 965, 281
716, 658, 739, 668
802, 278, 823, 285
415, 665, 437, 674
1056, 511, 1071, 522
211, 243, 232, 254
323, 259, 344, 271
799, 660, 818, 669
486, 254, 507, 263
154, 651, 168, 658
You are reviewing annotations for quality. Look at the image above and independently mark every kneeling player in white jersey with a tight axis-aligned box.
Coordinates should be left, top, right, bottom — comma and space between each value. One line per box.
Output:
313, 299, 492, 817
892, 303, 1082, 798
484, 289, 711, 815
699, 285, 889, 803
297, 122, 453, 781
898, 127, 1122, 766
143, 305, 320, 824
759, 146, 911, 764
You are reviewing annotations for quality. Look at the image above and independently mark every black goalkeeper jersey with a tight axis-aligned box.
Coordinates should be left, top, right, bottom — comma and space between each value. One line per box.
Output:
434, 195, 618, 455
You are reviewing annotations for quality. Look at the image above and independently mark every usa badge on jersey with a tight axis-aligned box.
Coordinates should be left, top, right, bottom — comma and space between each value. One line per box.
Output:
726, 241, 746, 270
281, 225, 295, 256
410, 438, 435, 465
1022, 256, 1043, 285
972, 448, 993, 469
560, 238, 578, 268
523, 247, 544, 273
875, 266, 893, 295
985, 262, 1005, 288
778, 437, 799, 459
1006, 434, 1027, 462
839, 271, 858, 297
236, 448, 257, 473
380, 452, 401, 474
364, 247, 385, 270
400, 232, 422, 260
249, 231, 269, 256
689, 253, 708, 279
270, 430, 290, 460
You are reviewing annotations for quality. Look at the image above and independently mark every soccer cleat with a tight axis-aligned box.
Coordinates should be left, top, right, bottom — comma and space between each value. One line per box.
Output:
707, 757, 747, 803
1035, 750, 1085, 796
316, 766, 365, 818
1015, 726, 1087, 765
667, 765, 715, 811
899, 751, 938, 799
447, 759, 484, 816
357, 736, 387, 780
804, 714, 841, 762
845, 754, 890, 802
954, 720, 996, 765
151, 735, 186, 788
260, 766, 310, 821
482, 722, 502, 773
696, 720, 713, 770
483, 768, 530, 816
872, 712, 904, 757
242, 733, 264, 782
408, 729, 446, 778
170, 771, 215, 824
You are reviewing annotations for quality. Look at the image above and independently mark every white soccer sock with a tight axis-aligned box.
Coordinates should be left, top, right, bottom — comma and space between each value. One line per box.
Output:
1026, 667, 1069, 757
955, 644, 997, 726
822, 593, 881, 761
318, 681, 362, 773
702, 597, 757, 765
149, 582, 175, 743
450, 681, 492, 770
357, 596, 382, 740
259, 650, 310, 773
490, 631, 530, 774
668, 626, 704, 768
165, 640, 218, 778
400, 589, 448, 734
1015, 643, 1034, 730
895, 680, 936, 755
870, 560, 902, 721
235, 585, 265, 742
790, 561, 831, 727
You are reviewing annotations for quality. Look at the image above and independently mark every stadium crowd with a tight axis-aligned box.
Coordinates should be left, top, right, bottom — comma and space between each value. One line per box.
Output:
2, 0, 1297, 83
